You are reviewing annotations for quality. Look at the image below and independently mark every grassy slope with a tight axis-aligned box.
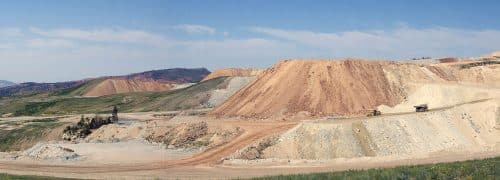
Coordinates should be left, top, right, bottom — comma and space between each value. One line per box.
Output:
252, 157, 500, 180
0, 119, 64, 151
0, 77, 229, 116
52, 78, 105, 96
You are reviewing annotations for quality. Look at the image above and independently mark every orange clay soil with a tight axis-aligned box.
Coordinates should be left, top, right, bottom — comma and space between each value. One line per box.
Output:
83, 78, 174, 97
210, 58, 500, 118
210, 59, 406, 118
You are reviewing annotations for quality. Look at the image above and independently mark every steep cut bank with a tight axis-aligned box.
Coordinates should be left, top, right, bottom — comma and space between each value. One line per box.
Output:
202, 68, 263, 82
83, 79, 174, 97
211, 59, 405, 118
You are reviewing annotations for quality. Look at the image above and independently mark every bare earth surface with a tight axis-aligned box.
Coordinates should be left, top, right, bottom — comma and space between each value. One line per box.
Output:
0, 111, 498, 179
0, 58, 499, 179
83, 79, 174, 97
211, 58, 500, 118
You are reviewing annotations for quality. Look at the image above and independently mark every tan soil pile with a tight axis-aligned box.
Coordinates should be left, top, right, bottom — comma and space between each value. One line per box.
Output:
20, 143, 79, 161
146, 122, 209, 148
202, 68, 263, 81
211, 58, 500, 118
83, 79, 174, 97
234, 99, 500, 160
145, 121, 241, 149
85, 122, 144, 143
211, 59, 405, 118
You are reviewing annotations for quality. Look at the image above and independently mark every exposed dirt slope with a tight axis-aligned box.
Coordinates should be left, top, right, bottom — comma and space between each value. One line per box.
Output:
246, 99, 500, 160
211, 58, 500, 118
202, 68, 262, 81
83, 79, 174, 97
211, 59, 405, 118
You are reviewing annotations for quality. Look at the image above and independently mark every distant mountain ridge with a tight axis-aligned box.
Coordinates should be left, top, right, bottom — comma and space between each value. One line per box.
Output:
0, 68, 211, 96
123, 68, 210, 83
0, 80, 16, 88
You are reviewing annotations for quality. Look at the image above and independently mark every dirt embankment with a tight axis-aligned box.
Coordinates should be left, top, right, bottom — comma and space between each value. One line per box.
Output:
210, 59, 406, 118
211, 58, 500, 118
202, 68, 263, 82
230, 99, 500, 161
83, 79, 174, 97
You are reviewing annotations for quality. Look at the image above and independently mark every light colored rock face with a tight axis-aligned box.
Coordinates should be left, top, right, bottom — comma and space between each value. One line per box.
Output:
259, 100, 500, 160
201, 68, 263, 82
83, 79, 174, 97
378, 83, 500, 113
263, 123, 365, 159
208, 77, 256, 107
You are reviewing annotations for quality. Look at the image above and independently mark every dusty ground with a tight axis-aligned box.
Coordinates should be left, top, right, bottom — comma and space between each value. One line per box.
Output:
0, 98, 498, 179
0, 114, 298, 179
0, 111, 498, 179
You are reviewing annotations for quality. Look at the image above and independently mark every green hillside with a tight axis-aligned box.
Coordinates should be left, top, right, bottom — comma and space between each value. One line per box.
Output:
0, 77, 230, 116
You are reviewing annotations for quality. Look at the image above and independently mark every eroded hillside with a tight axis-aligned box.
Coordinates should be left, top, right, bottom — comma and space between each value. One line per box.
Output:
211, 58, 500, 118
83, 79, 174, 97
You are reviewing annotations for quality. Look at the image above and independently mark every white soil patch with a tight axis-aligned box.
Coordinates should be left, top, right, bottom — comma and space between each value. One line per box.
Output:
19, 143, 79, 161
47, 140, 200, 164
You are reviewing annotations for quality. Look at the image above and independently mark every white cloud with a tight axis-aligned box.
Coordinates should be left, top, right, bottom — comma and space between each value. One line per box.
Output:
3, 25, 500, 82
0, 27, 22, 37
250, 26, 500, 59
27, 38, 75, 48
30, 28, 169, 46
173, 24, 216, 35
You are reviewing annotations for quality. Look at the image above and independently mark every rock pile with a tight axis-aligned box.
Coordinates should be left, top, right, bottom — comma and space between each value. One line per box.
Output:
21, 143, 79, 161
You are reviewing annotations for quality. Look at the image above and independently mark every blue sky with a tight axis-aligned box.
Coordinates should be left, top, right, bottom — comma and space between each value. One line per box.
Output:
1, 0, 500, 82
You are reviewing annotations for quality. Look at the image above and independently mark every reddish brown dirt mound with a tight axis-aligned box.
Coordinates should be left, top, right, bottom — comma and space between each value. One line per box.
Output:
83, 79, 173, 97
202, 68, 262, 81
210, 59, 405, 118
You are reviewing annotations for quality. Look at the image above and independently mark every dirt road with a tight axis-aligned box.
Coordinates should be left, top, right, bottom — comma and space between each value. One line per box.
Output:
0, 121, 298, 178
0, 100, 498, 179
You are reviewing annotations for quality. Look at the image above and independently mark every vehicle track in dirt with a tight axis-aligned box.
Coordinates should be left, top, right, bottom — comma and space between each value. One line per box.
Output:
0, 122, 298, 174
